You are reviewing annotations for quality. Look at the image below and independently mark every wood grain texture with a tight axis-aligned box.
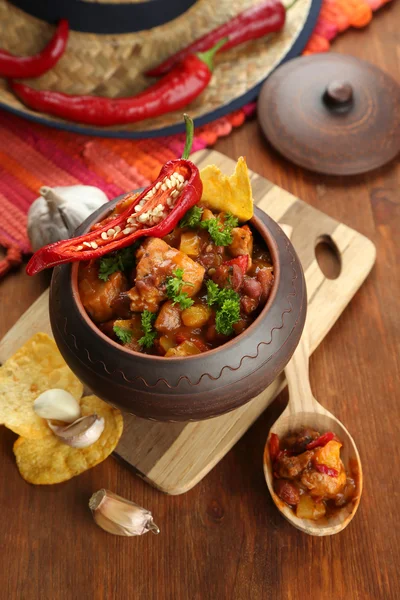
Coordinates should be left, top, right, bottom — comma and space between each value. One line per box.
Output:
0, 3, 399, 597
0, 150, 375, 495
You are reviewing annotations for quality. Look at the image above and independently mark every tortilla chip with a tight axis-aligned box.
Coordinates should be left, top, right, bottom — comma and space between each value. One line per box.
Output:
200, 157, 253, 222
13, 395, 123, 485
0, 333, 83, 439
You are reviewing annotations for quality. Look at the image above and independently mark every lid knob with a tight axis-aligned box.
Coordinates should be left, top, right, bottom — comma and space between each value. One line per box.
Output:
323, 80, 354, 112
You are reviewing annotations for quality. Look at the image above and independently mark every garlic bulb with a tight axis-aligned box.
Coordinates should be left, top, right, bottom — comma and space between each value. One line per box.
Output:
89, 489, 160, 537
48, 414, 105, 448
33, 389, 81, 423
28, 185, 108, 252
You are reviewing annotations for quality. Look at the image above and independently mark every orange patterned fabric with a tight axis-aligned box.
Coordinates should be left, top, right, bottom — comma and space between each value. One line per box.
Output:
0, 0, 391, 277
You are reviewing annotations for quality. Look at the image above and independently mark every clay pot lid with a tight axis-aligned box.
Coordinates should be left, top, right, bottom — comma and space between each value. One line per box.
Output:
257, 53, 400, 175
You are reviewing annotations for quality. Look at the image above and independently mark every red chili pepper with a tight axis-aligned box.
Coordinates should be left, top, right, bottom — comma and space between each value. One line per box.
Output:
224, 255, 249, 275
315, 464, 339, 478
306, 432, 335, 450
0, 20, 69, 79
269, 433, 280, 462
26, 116, 202, 275
146, 0, 286, 78
11, 39, 225, 127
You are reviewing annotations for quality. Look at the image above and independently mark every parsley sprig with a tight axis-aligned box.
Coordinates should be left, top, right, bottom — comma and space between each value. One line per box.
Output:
206, 280, 241, 335
179, 206, 203, 228
98, 245, 137, 282
138, 310, 157, 348
113, 325, 133, 344
166, 268, 194, 309
200, 212, 238, 246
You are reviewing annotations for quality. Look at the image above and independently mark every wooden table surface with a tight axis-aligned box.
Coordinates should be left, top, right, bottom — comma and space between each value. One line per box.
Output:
1, 4, 399, 599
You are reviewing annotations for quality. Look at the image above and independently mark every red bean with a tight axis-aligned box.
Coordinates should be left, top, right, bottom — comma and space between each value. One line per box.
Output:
242, 276, 262, 299
274, 480, 300, 506
257, 268, 274, 304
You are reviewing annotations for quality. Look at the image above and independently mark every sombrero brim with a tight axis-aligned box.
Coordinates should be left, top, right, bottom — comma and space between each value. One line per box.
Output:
0, 0, 321, 138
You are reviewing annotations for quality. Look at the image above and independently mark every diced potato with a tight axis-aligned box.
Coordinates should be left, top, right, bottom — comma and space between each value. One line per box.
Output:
180, 231, 201, 257
296, 494, 326, 520
181, 304, 212, 328
159, 336, 175, 353
313, 440, 342, 471
201, 208, 214, 222
154, 301, 181, 333
114, 316, 142, 338
165, 341, 202, 357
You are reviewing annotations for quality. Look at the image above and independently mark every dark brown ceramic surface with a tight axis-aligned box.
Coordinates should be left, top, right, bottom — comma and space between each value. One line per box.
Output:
49, 198, 307, 421
257, 54, 400, 175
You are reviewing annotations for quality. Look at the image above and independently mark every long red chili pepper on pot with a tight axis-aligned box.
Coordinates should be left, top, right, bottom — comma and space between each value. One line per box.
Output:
146, 0, 287, 78
26, 116, 202, 275
11, 39, 225, 127
0, 19, 69, 79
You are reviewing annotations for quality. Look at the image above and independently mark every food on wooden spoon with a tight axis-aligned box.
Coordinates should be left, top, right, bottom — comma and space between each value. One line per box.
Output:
0, 333, 83, 439
269, 428, 359, 520
89, 489, 160, 537
14, 395, 123, 484
28, 185, 108, 252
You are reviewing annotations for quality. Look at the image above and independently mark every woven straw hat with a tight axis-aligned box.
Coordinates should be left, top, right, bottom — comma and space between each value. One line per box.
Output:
0, 0, 320, 137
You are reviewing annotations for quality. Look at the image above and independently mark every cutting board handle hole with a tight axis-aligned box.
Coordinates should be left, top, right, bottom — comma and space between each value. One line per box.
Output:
315, 235, 342, 280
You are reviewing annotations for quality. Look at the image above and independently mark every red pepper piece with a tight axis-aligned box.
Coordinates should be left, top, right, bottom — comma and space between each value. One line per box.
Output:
269, 433, 280, 462
223, 255, 249, 275
0, 20, 69, 79
11, 39, 225, 127
146, 0, 286, 78
26, 116, 202, 275
315, 464, 339, 478
306, 432, 335, 450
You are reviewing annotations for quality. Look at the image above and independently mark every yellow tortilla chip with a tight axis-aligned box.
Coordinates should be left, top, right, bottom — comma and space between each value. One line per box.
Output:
200, 156, 253, 222
14, 395, 123, 485
0, 333, 83, 439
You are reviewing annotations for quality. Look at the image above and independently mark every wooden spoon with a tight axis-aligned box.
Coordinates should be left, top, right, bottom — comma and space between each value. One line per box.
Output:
263, 226, 363, 536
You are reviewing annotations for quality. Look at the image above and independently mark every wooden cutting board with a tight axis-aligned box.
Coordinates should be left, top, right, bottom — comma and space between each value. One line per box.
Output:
0, 150, 376, 495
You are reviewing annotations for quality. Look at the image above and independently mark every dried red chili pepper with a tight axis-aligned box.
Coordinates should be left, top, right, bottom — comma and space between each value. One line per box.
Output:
11, 39, 225, 126
0, 19, 69, 79
26, 116, 202, 275
146, 0, 286, 78
315, 464, 339, 478
306, 432, 335, 450
269, 433, 280, 462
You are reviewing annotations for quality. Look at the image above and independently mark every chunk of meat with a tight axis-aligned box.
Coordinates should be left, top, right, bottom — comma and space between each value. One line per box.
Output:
229, 225, 253, 269
284, 428, 320, 454
127, 238, 205, 313
211, 263, 243, 292
78, 262, 127, 323
301, 466, 347, 499
110, 291, 132, 319
154, 301, 182, 333
276, 450, 314, 479
257, 268, 274, 304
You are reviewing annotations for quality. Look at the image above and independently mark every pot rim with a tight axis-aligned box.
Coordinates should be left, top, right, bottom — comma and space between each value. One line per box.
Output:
70, 203, 281, 362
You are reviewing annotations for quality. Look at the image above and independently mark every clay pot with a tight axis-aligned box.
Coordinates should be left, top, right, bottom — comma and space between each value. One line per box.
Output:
50, 198, 306, 421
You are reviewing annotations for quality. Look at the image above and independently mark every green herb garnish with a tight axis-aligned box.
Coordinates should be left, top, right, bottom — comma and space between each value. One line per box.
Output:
98, 245, 137, 282
138, 310, 157, 348
206, 279, 241, 335
113, 325, 133, 344
165, 267, 194, 309
200, 212, 238, 246
179, 205, 203, 228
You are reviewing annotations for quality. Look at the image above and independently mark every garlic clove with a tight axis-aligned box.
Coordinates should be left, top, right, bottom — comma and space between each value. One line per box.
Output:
48, 414, 105, 448
33, 389, 81, 423
89, 489, 160, 537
